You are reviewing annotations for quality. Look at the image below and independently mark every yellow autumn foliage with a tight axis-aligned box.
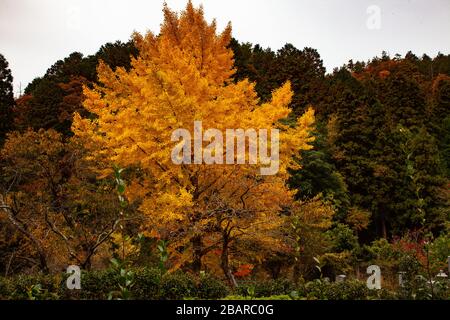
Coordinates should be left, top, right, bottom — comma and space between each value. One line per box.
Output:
73, 2, 315, 270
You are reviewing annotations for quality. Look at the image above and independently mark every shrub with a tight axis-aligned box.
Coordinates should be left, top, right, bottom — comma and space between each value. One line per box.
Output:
300, 279, 370, 300
301, 279, 329, 299
328, 280, 370, 300
0, 277, 11, 299
327, 223, 359, 253
73, 269, 119, 300
0, 270, 408, 300
369, 288, 398, 300
429, 234, 450, 272
197, 274, 230, 299
132, 268, 162, 300
159, 272, 197, 300
399, 273, 449, 300
6, 274, 60, 300
2, 268, 232, 300
364, 238, 397, 263
236, 278, 294, 298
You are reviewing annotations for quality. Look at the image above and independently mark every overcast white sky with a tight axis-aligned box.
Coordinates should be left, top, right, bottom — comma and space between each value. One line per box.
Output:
1, 0, 450, 95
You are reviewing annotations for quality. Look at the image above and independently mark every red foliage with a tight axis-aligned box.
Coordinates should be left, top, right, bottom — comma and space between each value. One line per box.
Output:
211, 249, 222, 256
379, 70, 391, 79
392, 231, 429, 267
233, 264, 254, 278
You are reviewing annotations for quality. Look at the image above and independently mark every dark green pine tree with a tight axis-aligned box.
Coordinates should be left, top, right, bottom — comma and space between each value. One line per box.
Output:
271, 44, 326, 116
430, 76, 450, 176
345, 57, 448, 238
395, 126, 448, 233
288, 122, 350, 218
441, 117, 450, 177
229, 38, 276, 102
371, 62, 426, 128
93, 40, 139, 74
0, 53, 15, 144
325, 68, 382, 236
229, 38, 257, 82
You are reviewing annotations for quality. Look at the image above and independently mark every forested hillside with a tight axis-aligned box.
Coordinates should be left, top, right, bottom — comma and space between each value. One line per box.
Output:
0, 2, 448, 300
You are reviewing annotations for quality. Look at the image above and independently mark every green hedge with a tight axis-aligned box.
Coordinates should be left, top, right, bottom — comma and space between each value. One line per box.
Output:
197, 273, 231, 299
63, 269, 119, 300
236, 278, 295, 298
297, 279, 401, 300
132, 268, 162, 300
0, 274, 61, 300
0, 270, 429, 300
159, 272, 197, 299
301, 279, 370, 300
0, 268, 230, 300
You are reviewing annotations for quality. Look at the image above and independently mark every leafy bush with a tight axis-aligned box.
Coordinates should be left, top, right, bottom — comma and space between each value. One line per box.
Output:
398, 273, 449, 300
300, 279, 328, 299
132, 268, 162, 300
236, 278, 295, 298
6, 274, 60, 300
77, 269, 119, 300
300, 279, 370, 300
328, 280, 370, 300
429, 234, 450, 271
0, 277, 10, 299
66, 267, 161, 300
364, 238, 397, 264
159, 272, 197, 300
431, 277, 450, 300
197, 274, 230, 299
2, 269, 231, 300
369, 288, 398, 300
0, 269, 430, 300
327, 223, 359, 253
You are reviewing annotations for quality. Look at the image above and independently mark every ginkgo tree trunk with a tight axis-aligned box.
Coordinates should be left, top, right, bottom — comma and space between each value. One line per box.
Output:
73, 1, 315, 278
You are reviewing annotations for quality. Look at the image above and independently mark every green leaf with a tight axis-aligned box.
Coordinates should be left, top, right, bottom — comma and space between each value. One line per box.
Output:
110, 258, 120, 268
117, 183, 126, 194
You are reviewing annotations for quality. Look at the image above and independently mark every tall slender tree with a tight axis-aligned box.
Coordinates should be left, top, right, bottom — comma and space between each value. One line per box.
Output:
0, 54, 15, 144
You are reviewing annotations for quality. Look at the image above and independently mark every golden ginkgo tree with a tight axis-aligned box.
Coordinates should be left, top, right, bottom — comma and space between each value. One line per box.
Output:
73, 1, 315, 282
